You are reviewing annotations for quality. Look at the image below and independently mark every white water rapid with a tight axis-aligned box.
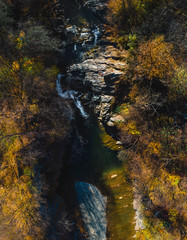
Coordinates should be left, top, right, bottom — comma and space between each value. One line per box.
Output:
56, 74, 88, 119
82, 40, 86, 47
74, 44, 77, 51
93, 26, 100, 46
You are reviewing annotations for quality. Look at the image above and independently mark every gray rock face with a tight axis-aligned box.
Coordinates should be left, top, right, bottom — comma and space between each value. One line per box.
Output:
84, 0, 107, 20
67, 46, 127, 121
61, 1, 128, 123
75, 182, 107, 240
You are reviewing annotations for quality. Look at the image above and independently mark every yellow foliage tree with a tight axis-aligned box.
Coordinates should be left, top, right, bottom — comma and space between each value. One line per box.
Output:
0, 136, 47, 239
148, 170, 186, 219
137, 35, 177, 82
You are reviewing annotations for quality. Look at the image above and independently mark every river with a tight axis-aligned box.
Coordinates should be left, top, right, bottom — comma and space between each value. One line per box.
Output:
56, 4, 136, 238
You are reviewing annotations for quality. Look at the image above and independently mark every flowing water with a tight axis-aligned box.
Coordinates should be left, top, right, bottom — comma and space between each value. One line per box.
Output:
74, 44, 77, 52
56, 74, 88, 119
56, 8, 136, 238
92, 26, 100, 46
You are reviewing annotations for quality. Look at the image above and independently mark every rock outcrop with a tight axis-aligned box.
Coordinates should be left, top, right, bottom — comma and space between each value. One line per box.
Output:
107, 114, 124, 127
56, 0, 128, 123
67, 46, 128, 122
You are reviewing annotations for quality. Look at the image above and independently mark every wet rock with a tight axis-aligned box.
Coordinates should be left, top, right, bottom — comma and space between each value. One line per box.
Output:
80, 32, 90, 40
75, 182, 107, 240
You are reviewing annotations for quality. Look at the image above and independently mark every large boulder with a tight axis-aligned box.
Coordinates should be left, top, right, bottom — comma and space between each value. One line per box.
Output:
75, 182, 107, 240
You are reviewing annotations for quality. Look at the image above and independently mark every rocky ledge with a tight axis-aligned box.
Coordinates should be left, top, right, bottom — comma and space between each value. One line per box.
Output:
67, 46, 128, 122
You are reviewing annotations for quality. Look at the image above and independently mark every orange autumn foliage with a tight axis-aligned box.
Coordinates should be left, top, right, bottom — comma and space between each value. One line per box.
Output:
137, 35, 177, 81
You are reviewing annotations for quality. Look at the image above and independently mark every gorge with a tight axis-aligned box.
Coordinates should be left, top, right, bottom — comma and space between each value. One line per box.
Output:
0, 0, 186, 240
56, 16, 136, 238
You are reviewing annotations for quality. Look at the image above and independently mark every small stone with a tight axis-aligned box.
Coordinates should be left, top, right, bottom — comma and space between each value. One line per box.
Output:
110, 115, 124, 123
66, 26, 78, 34
82, 28, 89, 32
111, 174, 117, 179
107, 121, 114, 127
116, 141, 122, 145
119, 197, 123, 199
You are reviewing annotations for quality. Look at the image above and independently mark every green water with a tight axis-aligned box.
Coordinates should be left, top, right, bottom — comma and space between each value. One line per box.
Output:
75, 119, 136, 240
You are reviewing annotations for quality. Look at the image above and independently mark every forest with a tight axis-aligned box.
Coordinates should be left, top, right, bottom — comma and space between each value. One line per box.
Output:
0, 0, 186, 240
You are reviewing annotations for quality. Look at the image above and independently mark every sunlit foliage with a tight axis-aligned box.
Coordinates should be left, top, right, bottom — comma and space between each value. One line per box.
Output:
107, 0, 187, 238
0, 1, 71, 239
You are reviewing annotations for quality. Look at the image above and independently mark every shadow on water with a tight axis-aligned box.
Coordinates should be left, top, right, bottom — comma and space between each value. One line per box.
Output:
57, 110, 135, 239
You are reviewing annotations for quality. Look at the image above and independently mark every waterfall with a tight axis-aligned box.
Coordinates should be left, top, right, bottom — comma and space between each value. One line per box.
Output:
56, 74, 66, 97
56, 74, 88, 119
93, 26, 100, 46
82, 40, 86, 47
75, 182, 107, 240
74, 44, 77, 51
74, 97, 89, 119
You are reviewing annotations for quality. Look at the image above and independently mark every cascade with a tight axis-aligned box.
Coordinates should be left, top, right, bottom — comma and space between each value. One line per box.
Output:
56, 74, 88, 119
93, 26, 100, 46
82, 40, 86, 47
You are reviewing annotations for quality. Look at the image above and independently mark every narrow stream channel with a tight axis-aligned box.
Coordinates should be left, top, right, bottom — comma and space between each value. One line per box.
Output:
56, 4, 136, 238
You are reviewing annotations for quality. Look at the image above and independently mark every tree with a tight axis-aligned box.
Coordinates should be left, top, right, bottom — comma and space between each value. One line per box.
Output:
0, 135, 48, 240
137, 35, 177, 81
22, 24, 59, 57
0, 0, 13, 30
136, 35, 186, 98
